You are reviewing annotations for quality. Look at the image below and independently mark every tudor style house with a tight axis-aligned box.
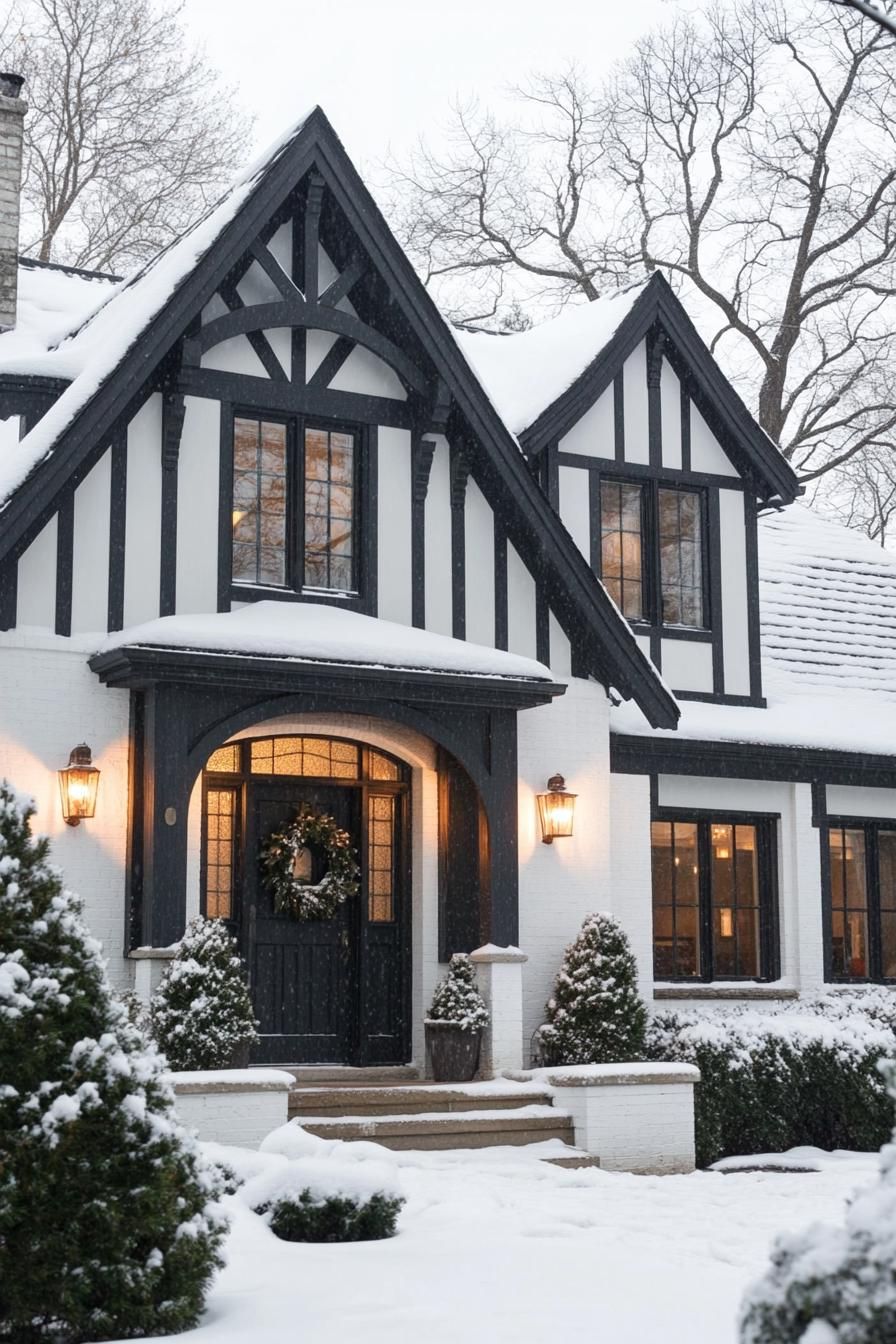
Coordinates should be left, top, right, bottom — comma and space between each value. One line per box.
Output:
2, 73, 896, 1075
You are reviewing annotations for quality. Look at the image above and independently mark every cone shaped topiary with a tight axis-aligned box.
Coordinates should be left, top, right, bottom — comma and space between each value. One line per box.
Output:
426, 953, 490, 1031
0, 783, 227, 1343
150, 916, 259, 1071
537, 912, 648, 1065
740, 1063, 896, 1344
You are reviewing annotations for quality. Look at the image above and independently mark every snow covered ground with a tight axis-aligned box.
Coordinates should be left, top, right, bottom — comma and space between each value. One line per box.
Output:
113, 1139, 878, 1344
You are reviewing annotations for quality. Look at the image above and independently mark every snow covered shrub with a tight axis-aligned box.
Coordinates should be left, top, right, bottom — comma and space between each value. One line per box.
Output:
647, 1003, 895, 1168
426, 952, 489, 1030
740, 1062, 896, 1344
537, 912, 648, 1065
0, 783, 226, 1342
242, 1153, 404, 1243
150, 915, 258, 1069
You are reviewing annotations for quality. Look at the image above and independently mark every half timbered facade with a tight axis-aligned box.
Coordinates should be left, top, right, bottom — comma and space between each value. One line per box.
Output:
2, 89, 896, 1070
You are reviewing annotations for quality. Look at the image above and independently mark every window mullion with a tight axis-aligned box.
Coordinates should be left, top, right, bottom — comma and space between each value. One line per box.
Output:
868, 826, 882, 982
698, 821, 714, 980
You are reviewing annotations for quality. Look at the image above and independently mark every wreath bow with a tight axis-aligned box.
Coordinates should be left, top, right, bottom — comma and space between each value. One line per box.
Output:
260, 808, 360, 921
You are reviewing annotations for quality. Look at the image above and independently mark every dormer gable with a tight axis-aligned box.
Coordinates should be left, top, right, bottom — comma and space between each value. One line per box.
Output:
459, 276, 800, 708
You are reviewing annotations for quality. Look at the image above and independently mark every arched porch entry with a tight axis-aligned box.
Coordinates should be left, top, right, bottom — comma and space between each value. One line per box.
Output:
200, 732, 411, 1065
89, 641, 565, 1066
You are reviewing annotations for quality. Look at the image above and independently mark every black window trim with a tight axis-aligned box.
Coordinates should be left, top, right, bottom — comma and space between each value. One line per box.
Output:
226, 407, 375, 613
651, 805, 781, 983
824, 813, 896, 985
596, 473, 711, 633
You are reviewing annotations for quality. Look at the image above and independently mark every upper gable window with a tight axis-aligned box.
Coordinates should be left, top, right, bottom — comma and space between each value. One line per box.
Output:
231, 414, 359, 596
598, 477, 707, 630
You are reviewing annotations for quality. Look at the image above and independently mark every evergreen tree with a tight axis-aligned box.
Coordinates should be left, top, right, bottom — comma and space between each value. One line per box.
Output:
538, 912, 648, 1065
741, 1063, 896, 1344
150, 916, 258, 1070
426, 953, 490, 1031
0, 782, 226, 1342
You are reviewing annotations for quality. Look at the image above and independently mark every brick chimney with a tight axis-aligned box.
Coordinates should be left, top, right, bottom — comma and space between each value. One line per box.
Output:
0, 73, 26, 332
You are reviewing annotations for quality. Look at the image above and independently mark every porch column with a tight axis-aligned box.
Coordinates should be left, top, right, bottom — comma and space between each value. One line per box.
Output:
483, 708, 520, 947
139, 684, 195, 947
471, 944, 527, 1076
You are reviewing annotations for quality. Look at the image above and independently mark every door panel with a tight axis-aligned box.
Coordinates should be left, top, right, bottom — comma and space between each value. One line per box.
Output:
244, 782, 357, 1064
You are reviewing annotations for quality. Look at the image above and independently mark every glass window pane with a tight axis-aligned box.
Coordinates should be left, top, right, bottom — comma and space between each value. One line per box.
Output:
651, 820, 700, 979
206, 744, 241, 773
368, 794, 395, 922
600, 480, 643, 620
303, 427, 356, 592
659, 488, 704, 628
231, 416, 288, 588
204, 789, 236, 920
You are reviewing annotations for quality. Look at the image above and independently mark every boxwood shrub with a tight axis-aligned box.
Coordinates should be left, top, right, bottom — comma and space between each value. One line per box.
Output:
646, 995, 896, 1168
257, 1189, 404, 1243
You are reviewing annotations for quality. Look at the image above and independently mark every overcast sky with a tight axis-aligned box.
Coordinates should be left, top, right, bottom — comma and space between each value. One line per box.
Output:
181, 0, 675, 172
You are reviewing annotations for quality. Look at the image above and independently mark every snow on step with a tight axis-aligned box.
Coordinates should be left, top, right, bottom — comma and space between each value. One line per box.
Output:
299, 1104, 564, 1127
297, 1104, 576, 1152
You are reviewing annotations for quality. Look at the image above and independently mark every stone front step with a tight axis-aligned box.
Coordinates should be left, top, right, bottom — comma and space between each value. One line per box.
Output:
282, 1065, 420, 1087
297, 1104, 575, 1151
289, 1083, 554, 1119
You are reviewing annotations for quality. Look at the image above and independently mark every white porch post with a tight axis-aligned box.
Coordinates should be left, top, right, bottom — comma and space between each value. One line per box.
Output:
470, 944, 527, 1077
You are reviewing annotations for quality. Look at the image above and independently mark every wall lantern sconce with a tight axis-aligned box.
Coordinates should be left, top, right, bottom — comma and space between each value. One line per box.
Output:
58, 744, 100, 827
536, 774, 577, 845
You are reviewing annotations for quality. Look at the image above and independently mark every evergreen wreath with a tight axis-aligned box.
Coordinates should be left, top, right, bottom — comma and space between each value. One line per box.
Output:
260, 808, 360, 921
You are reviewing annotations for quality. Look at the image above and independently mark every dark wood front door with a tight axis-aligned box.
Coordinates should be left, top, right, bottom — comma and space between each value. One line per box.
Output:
240, 772, 409, 1066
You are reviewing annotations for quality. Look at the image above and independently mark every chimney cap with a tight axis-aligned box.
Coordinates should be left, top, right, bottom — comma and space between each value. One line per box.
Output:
0, 73, 25, 100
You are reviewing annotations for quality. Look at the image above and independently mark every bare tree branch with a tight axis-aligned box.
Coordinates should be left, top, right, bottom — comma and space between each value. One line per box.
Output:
0, 0, 254, 271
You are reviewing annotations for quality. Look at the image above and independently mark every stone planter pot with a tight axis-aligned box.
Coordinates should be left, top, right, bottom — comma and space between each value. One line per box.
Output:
227, 1040, 252, 1070
425, 1020, 482, 1082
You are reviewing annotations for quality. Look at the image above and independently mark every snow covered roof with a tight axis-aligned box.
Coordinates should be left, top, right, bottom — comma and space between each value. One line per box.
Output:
0, 260, 118, 379
0, 109, 313, 510
611, 504, 896, 756
455, 284, 646, 437
95, 600, 557, 684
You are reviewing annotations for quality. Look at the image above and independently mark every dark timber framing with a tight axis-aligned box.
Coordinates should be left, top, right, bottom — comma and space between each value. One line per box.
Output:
54, 491, 74, 637
91, 642, 563, 949
612, 734, 896, 789
411, 435, 436, 628
159, 391, 186, 616
107, 430, 127, 631
0, 107, 677, 728
449, 443, 470, 639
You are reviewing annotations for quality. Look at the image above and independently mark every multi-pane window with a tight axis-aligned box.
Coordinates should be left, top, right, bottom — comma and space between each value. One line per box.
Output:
304, 428, 355, 591
651, 816, 776, 980
231, 416, 358, 594
598, 478, 706, 629
659, 488, 704, 627
204, 788, 237, 920
828, 823, 896, 981
600, 481, 644, 619
368, 795, 396, 923
249, 736, 359, 779
232, 417, 287, 585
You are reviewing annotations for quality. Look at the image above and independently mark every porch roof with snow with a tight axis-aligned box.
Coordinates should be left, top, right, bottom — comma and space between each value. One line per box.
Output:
89, 602, 566, 709
610, 505, 896, 774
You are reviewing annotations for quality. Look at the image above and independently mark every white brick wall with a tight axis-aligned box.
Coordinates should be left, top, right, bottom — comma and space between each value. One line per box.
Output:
171, 1085, 288, 1147
549, 1069, 698, 1173
517, 678, 611, 1059
609, 772, 654, 1003
0, 637, 132, 987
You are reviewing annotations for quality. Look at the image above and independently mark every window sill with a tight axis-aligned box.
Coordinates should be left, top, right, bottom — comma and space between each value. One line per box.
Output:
653, 984, 799, 1001
231, 585, 369, 613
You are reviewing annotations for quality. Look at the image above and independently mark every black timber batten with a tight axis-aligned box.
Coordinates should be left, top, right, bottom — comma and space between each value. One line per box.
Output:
0, 108, 679, 731
518, 274, 801, 508
611, 732, 896, 788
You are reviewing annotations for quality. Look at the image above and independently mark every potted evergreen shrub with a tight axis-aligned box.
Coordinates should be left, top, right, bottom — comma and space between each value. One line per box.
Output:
537, 912, 648, 1065
0, 783, 226, 1341
150, 916, 259, 1070
425, 953, 490, 1082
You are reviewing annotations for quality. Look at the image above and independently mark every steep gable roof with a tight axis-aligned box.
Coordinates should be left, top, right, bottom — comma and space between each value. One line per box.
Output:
0, 107, 678, 730
458, 274, 800, 506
